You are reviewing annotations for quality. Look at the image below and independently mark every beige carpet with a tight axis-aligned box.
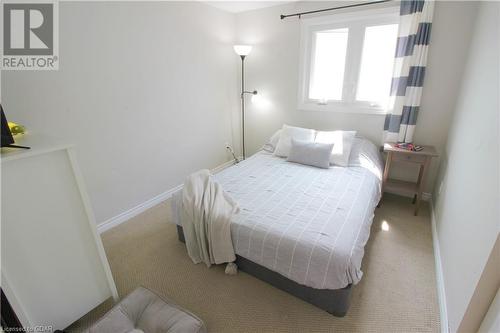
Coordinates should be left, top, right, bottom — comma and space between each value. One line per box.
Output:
68, 194, 440, 332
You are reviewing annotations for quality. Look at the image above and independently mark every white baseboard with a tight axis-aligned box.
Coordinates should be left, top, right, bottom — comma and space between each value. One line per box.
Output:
430, 200, 450, 333
97, 183, 183, 234
97, 159, 237, 234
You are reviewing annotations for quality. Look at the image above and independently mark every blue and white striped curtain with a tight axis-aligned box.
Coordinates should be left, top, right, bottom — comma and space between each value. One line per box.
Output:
384, 0, 434, 143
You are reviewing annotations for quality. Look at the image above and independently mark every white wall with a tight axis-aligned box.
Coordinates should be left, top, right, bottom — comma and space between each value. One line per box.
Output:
235, 1, 478, 193
432, 2, 499, 332
1, 2, 239, 224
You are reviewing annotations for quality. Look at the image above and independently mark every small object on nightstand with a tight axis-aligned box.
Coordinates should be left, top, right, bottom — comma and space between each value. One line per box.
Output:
382, 142, 438, 216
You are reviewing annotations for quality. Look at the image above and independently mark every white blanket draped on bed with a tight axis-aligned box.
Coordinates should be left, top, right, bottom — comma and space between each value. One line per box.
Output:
181, 169, 239, 267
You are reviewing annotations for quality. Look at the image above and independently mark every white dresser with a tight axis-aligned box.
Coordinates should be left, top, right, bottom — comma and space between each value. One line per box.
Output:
1, 135, 118, 330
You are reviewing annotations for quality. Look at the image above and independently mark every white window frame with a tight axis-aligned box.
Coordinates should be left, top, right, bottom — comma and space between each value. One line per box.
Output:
298, 6, 399, 115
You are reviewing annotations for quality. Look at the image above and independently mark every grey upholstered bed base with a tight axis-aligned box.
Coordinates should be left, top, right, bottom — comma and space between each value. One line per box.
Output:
176, 225, 352, 317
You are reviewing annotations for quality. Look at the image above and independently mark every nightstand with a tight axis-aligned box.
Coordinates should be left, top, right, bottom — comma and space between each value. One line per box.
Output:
382, 143, 438, 215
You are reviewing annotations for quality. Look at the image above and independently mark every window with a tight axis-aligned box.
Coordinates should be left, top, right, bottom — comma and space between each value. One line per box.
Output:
309, 28, 349, 101
299, 7, 399, 113
357, 24, 399, 103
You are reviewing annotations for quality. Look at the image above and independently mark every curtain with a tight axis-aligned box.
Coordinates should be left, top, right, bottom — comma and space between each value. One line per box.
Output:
384, 0, 434, 143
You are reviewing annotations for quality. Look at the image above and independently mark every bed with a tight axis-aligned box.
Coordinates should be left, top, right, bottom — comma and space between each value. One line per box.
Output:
171, 137, 383, 316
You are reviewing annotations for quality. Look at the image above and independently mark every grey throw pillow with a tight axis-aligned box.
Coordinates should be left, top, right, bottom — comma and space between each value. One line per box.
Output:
287, 138, 334, 169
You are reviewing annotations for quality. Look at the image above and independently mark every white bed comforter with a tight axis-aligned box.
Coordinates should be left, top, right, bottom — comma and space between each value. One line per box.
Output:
173, 138, 383, 290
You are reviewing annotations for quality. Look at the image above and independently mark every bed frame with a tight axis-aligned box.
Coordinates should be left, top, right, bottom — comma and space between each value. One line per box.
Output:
176, 225, 352, 317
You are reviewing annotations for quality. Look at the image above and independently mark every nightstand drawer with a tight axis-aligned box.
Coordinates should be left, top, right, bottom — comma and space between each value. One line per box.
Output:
392, 153, 427, 164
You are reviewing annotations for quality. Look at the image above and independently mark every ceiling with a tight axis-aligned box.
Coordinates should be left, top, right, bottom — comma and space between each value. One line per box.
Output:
203, 1, 295, 13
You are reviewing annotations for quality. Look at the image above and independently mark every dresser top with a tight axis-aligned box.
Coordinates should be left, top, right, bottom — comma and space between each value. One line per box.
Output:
383, 142, 438, 157
1, 134, 73, 163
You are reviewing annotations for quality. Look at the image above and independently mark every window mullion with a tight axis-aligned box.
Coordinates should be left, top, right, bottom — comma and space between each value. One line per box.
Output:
342, 24, 364, 105
306, 28, 317, 103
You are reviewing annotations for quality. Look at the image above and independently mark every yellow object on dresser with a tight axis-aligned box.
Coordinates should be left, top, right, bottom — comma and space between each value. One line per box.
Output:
7, 121, 26, 135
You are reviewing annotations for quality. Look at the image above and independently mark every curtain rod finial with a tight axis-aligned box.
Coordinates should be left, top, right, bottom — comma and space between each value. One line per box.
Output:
280, 14, 285, 19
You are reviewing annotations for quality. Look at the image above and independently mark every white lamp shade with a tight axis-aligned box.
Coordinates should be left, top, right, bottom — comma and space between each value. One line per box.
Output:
233, 45, 252, 56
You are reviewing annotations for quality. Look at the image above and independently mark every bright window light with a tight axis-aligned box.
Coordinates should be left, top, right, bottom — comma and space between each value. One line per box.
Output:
356, 24, 399, 105
309, 28, 348, 101
299, 8, 399, 113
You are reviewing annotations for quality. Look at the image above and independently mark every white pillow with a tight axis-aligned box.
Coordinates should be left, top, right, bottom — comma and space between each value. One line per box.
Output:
274, 125, 315, 158
315, 130, 357, 167
287, 139, 334, 169
262, 129, 281, 152
348, 137, 384, 178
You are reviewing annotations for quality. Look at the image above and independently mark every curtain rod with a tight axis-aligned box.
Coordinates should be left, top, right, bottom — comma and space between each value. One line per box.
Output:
280, 0, 393, 20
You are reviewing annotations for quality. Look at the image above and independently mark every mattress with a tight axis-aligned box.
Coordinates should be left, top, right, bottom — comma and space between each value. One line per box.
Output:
172, 137, 383, 290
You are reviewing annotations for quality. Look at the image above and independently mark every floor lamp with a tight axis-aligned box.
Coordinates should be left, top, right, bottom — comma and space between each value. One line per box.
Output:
234, 45, 257, 160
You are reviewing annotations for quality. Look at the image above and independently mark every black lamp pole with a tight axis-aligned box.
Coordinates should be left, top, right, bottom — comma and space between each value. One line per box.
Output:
239, 55, 257, 161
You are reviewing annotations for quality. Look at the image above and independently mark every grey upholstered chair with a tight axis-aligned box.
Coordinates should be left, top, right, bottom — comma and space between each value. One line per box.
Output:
86, 287, 207, 333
